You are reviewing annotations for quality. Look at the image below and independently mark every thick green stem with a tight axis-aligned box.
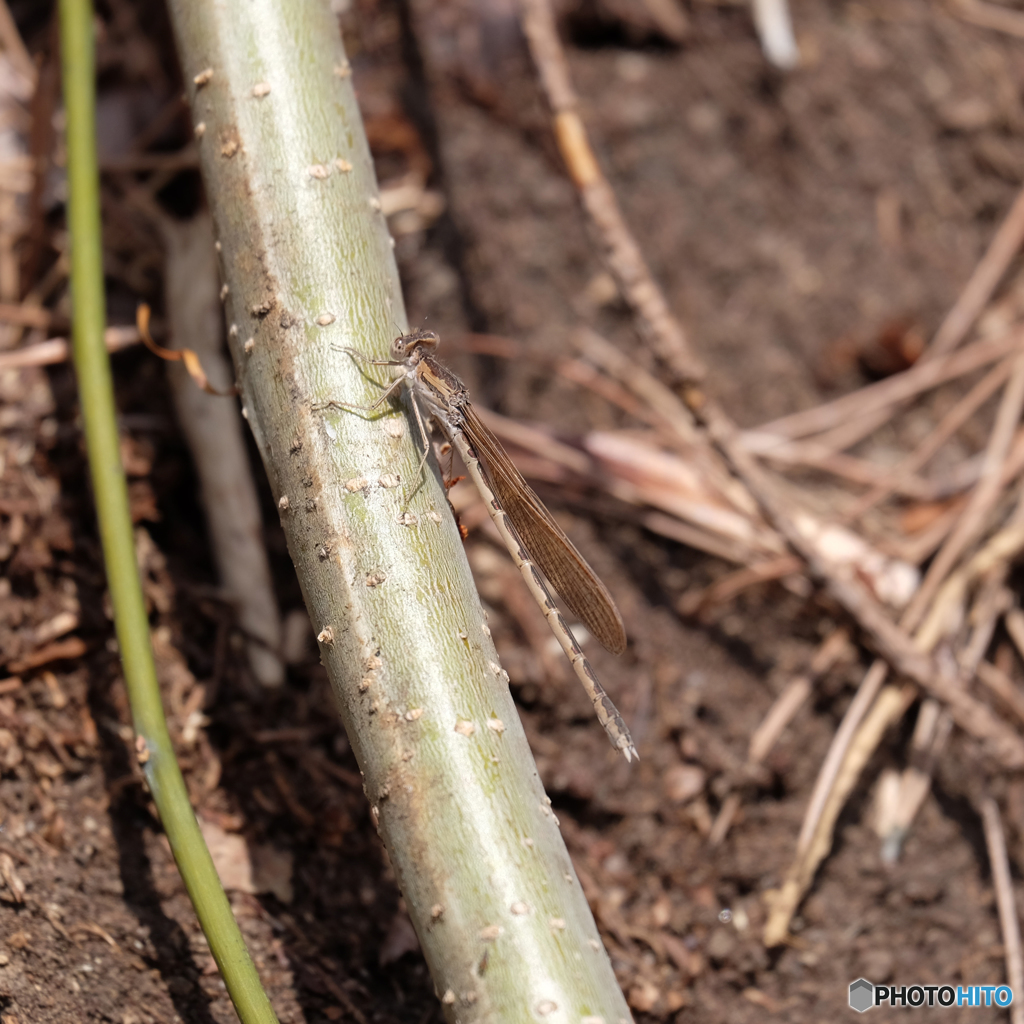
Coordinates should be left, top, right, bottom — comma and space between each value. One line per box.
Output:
59, 1, 277, 1021
166, 0, 633, 1020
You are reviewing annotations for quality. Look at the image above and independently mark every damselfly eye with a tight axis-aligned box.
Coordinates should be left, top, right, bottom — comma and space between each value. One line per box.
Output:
393, 329, 441, 359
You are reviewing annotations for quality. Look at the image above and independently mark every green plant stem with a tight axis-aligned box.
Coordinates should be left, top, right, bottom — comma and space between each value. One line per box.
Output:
58, 2, 277, 1021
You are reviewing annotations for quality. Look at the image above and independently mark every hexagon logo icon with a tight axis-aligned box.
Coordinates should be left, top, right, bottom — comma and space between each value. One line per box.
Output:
849, 978, 874, 1013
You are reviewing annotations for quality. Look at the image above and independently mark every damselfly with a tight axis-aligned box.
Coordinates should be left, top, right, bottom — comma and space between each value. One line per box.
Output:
340, 330, 635, 761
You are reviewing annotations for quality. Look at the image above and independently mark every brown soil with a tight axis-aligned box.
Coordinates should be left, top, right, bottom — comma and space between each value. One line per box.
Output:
1, 1, 1022, 1022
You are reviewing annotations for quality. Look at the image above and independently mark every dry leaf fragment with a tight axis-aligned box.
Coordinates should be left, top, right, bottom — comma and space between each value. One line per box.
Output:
0, 852, 26, 902
199, 817, 253, 893
136, 304, 237, 397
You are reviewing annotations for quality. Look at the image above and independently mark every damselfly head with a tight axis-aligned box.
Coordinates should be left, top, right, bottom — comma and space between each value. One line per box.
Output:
393, 329, 440, 362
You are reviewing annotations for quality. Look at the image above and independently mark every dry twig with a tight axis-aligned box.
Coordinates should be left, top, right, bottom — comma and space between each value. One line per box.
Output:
751, 0, 798, 69
519, 0, 703, 384
751, 632, 853, 766
880, 573, 1012, 860
980, 797, 1024, 1024
455, 332, 658, 429
1004, 606, 1024, 664
706, 386, 1024, 939
0, 0, 35, 86
764, 683, 918, 946
708, 629, 853, 848
158, 214, 284, 688
0, 326, 139, 368
955, 0, 1024, 42
678, 555, 802, 617
795, 658, 887, 857
903, 353, 1024, 629
976, 661, 1024, 726
747, 328, 1024, 446
846, 357, 1014, 520
932, 182, 1024, 354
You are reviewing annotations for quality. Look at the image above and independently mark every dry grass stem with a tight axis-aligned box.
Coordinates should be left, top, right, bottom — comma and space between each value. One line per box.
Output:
932, 181, 1024, 354
472, 406, 594, 476
883, 572, 1012, 855
980, 797, 1024, 1024
826, 566, 1024, 766
847, 357, 1014, 520
707, 793, 742, 849
882, 705, 952, 862
0, 0, 34, 88
749, 630, 852, 765
678, 555, 803, 616
642, 510, 760, 565
955, 0, 1024, 41
698, 391, 1024, 944
709, 630, 853, 848
520, 0, 703, 382
570, 326, 702, 445
796, 658, 889, 857
902, 353, 1024, 630
779, 498, 1024, 938
748, 438, 937, 497
1005, 606, 1024, 663
0, 325, 140, 368
704, 400, 1024, 764
764, 683, 918, 946
958, 578, 1013, 678
976, 661, 1024, 726
917, 505, 1024, 652
585, 430, 784, 558
0, 301, 55, 328
894, 500, 967, 566
892, 429, 1024, 566
569, 328, 777, 544
751, 0, 799, 69
456, 331, 659, 427
748, 328, 1024, 445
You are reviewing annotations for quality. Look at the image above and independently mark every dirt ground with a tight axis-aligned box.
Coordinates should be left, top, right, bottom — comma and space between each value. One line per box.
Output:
1, 0, 1024, 1022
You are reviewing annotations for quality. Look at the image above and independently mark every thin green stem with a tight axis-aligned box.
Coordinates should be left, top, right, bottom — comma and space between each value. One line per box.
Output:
58, 1, 277, 1021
